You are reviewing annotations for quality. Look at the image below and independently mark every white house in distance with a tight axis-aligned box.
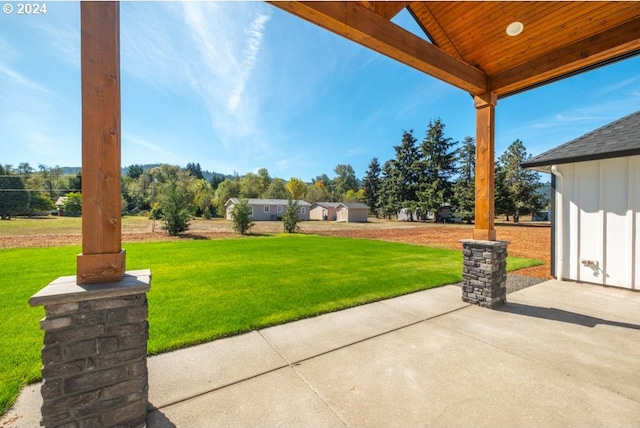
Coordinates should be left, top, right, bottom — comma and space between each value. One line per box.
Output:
522, 110, 640, 290
225, 198, 311, 221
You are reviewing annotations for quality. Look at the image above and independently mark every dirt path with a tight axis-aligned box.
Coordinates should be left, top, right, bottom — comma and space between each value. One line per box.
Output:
0, 218, 551, 278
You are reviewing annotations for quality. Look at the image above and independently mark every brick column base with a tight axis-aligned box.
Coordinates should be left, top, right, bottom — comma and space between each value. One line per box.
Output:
29, 270, 151, 428
459, 240, 509, 308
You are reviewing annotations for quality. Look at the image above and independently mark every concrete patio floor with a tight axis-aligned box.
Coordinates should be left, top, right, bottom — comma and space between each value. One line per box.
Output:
6, 280, 640, 427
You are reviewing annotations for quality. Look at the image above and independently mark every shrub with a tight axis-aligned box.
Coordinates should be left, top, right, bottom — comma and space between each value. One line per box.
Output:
63, 192, 82, 217
161, 180, 191, 236
231, 198, 254, 235
282, 199, 301, 233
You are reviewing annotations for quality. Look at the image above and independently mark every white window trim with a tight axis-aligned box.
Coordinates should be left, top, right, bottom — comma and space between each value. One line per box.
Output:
249, 207, 254, 217
300, 207, 306, 214
277, 205, 283, 213
264, 205, 270, 213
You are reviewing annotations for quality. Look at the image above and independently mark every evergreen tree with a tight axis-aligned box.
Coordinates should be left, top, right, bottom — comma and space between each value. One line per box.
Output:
160, 179, 191, 235
497, 139, 544, 221
392, 130, 420, 204
377, 160, 402, 219
126, 164, 144, 180
0, 168, 30, 220
494, 163, 515, 221
186, 162, 204, 180
231, 198, 254, 235
209, 173, 224, 190
416, 118, 457, 222
362, 158, 382, 217
282, 199, 301, 233
452, 136, 476, 223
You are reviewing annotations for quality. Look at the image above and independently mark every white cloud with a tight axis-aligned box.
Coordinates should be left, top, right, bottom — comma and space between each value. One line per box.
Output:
227, 13, 271, 113
0, 62, 51, 94
596, 76, 640, 95
123, 134, 188, 165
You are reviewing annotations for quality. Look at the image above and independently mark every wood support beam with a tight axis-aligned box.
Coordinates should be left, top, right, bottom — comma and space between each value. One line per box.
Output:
473, 92, 497, 241
77, 1, 125, 284
491, 17, 640, 97
269, 1, 488, 95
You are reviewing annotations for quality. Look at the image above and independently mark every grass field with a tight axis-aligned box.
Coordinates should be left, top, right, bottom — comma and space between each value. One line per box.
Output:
0, 234, 541, 415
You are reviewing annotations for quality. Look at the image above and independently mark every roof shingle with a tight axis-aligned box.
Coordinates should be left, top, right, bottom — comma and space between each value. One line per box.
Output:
521, 110, 640, 170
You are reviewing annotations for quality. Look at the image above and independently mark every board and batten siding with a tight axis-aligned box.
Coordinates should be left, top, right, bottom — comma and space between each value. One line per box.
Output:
555, 155, 639, 289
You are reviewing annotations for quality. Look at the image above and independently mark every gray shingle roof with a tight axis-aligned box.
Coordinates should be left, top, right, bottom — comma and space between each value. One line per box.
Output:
311, 202, 341, 209
337, 202, 369, 209
521, 110, 640, 170
227, 198, 311, 206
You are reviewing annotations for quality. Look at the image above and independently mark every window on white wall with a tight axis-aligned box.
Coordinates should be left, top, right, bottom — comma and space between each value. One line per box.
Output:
301, 207, 306, 214
277, 205, 283, 213
264, 206, 270, 213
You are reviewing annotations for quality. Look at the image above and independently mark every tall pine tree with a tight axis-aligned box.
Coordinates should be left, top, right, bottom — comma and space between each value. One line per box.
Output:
362, 158, 381, 217
497, 139, 544, 222
417, 118, 457, 222
393, 130, 420, 204
452, 136, 475, 223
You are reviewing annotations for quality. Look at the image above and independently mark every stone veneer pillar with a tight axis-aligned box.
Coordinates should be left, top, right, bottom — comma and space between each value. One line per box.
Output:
29, 270, 151, 428
460, 240, 509, 308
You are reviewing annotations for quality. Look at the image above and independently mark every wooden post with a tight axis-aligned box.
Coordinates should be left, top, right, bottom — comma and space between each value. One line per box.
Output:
473, 92, 497, 241
77, 1, 125, 284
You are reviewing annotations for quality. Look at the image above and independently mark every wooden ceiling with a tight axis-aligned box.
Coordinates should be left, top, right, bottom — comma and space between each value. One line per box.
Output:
270, 1, 640, 98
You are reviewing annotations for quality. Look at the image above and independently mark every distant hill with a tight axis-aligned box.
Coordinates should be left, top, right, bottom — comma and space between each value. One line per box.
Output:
60, 164, 229, 182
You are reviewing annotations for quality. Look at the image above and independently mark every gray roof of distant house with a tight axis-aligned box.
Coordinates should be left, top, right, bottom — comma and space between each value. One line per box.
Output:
521, 110, 640, 170
337, 202, 369, 209
226, 198, 311, 206
311, 202, 341, 209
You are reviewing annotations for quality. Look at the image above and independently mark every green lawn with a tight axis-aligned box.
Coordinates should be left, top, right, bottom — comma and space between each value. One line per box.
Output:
0, 215, 152, 236
0, 234, 541, 415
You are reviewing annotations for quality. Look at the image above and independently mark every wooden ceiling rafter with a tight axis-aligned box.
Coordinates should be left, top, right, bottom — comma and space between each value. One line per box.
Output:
358, 0, 408, 20
407, 1, 464, 61
269, 1, 489, 95
492, 16, 640, 96
272, 1, 640, 99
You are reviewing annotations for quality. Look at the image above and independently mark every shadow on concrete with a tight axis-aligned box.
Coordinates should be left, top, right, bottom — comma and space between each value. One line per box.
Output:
146, 404, 177, 428
499, 302, 640, 330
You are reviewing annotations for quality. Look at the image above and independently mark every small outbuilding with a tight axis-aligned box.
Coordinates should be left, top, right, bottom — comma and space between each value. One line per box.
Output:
225, 198, 311, 221
336, 202, 369, 223
310, 202, 340, 221
522, 110, 640, 290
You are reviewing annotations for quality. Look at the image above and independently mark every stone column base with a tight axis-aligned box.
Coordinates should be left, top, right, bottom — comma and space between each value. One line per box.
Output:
460, 240, 509, 308
29, 269, 151, 428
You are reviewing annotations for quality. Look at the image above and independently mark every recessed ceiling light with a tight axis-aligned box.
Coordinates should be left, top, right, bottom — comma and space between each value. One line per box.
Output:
506, 21, 524, 36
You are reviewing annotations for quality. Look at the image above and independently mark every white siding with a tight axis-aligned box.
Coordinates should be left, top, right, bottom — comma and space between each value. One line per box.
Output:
556, 155, 640, 289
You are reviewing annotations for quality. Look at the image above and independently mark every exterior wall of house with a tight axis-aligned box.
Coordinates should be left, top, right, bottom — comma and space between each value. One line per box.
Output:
336, 206, 368, 222
251, 203, 287, 221
310, 205, 337, 221
554, 155, 640, 290
226, 200, 310, 221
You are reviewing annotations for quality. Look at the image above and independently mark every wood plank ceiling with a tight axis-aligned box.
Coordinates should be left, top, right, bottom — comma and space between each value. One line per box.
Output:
271, 1, 640, 98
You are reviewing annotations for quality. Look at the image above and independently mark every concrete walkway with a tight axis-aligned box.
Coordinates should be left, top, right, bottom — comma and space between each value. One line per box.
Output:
6, 280, 640, 427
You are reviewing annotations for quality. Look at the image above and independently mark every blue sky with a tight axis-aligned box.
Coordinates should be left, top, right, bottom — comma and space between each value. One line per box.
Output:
1, 2, 639, 182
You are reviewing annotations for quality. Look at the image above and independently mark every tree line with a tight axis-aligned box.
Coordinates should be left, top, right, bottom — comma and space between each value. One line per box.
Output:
361, 118, 547, 222
0, 117, 547, 226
